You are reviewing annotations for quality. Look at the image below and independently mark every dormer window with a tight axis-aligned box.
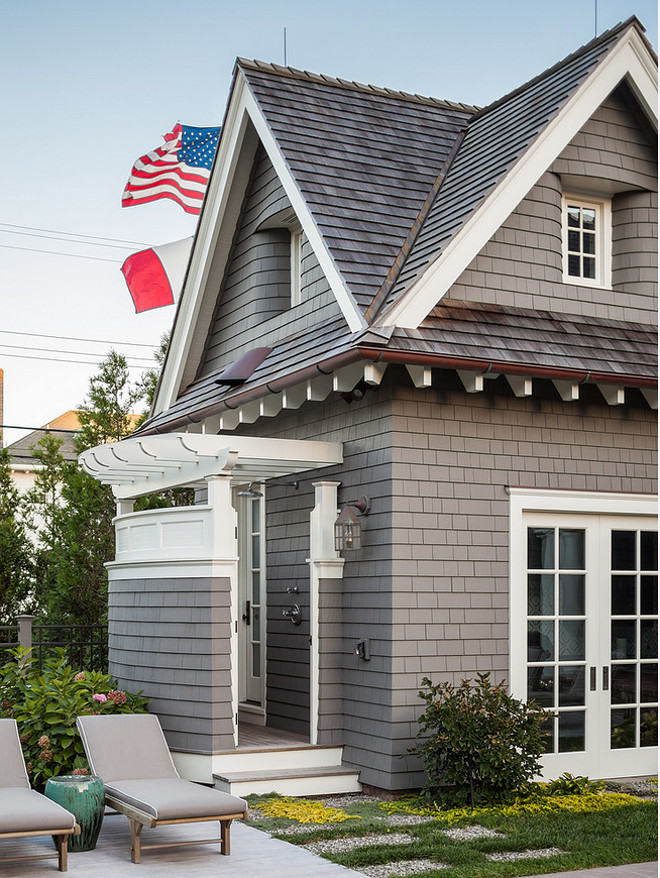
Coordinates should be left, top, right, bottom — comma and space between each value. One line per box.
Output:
562, 194, 611, 288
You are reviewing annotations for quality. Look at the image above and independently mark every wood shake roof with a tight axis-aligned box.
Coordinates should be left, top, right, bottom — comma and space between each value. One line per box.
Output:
140, 17, 656, 434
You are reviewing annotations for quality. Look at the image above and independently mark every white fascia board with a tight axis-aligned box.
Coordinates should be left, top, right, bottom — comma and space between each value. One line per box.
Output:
240, 83, 366, 334
383, 30, 658, 330
154, 76, 260, 414
508, 487, 657, 518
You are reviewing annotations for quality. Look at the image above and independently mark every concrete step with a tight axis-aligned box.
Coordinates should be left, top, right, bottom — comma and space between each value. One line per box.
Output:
214, 764, 361, 797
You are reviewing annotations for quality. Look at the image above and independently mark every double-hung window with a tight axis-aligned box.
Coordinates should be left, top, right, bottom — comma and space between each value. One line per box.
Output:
562, 195, 611, 288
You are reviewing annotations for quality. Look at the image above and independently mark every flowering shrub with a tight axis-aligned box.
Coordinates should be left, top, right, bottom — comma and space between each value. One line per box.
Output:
0, 648, 148, 789
256, 796, 361, 824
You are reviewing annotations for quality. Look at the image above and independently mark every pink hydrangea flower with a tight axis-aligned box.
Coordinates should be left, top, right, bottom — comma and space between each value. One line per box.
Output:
92, 693, 107, 703
74, 671, 86, 681
72, 768, 90, 775
38, 734, 50, 747
107, 690, 127, 705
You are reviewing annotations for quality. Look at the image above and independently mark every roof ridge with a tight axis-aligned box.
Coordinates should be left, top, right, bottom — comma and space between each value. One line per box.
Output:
471, 15, 647, 123
236, 57, 480, 114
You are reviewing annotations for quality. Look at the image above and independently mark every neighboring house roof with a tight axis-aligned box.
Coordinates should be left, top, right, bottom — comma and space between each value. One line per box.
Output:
6, 410, 81, 468
7, 411, 143, 468
145, 16, 657, 434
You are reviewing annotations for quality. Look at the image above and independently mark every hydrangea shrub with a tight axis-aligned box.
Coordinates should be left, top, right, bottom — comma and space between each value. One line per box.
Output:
0, 648, 148, 789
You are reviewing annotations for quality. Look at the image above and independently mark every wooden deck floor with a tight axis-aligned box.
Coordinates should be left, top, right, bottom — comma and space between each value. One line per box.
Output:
237, 723, 309, 750
0, 812, 365, 877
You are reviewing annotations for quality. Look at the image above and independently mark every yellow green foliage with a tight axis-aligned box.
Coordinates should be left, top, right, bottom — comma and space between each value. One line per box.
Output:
257, 796, 361, 824
381, 790, 640, 826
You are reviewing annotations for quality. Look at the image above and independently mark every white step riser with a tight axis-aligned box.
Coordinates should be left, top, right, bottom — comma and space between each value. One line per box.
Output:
213, 746, 344, 774
216, 773, 362, 797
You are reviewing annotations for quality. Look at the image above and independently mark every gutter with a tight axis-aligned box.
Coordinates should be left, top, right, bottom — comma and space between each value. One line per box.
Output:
356, 347, 658, 389
136, 344, 656, 437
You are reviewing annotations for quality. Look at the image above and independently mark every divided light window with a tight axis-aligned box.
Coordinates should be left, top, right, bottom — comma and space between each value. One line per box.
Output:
562, 195, 611, 289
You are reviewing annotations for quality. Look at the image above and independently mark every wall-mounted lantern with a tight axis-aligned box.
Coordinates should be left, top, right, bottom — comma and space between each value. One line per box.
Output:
334, 497, 370, 552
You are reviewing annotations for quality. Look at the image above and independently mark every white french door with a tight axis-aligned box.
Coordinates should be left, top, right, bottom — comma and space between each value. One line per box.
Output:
511, 493, 657, 779
236, 488, 266, 713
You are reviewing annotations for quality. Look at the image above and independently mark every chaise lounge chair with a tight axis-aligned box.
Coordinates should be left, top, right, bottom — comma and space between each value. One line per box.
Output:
76, 713, 248, 864
0, 718, 79, 871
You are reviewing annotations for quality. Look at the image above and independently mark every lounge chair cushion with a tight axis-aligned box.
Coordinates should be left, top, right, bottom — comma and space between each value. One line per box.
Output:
0, 719, 30, 789
105, 778, 247, 822
0, 788, 76, 834
77, 714, 178, 782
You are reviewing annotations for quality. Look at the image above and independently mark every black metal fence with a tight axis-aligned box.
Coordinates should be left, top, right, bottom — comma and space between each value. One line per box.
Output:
0, 616, 108, 672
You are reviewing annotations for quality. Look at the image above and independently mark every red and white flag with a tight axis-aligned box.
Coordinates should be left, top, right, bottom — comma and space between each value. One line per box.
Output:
121, 237, 193, 313
122, 124, 220, 215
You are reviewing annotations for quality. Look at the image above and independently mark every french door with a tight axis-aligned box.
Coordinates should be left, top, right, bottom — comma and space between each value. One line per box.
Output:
511, 503, 657, 778
236, 488, 266, 713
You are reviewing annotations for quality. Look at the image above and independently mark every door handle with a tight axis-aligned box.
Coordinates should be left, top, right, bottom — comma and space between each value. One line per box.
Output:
602, 666, 609, 691
242, 600, 251, 624
590, 667, 597, 691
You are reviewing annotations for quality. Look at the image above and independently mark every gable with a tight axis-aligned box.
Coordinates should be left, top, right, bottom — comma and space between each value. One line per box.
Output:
442, 85, 657, 324
198, 144, 344, 379
377, 19, 658, 329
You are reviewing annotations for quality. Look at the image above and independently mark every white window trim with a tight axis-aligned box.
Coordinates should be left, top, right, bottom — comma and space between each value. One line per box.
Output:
509, 488, 657, 693
561, 193, 612, 289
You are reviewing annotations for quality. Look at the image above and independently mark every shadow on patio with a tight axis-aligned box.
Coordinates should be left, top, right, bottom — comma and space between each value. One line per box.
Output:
0, 811, 364, 877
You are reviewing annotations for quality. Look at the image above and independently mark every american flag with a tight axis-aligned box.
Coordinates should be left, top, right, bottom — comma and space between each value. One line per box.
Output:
122, 123, 220, 215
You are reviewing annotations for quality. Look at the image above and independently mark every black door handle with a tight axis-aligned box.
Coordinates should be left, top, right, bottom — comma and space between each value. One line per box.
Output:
242, 600, 251, 624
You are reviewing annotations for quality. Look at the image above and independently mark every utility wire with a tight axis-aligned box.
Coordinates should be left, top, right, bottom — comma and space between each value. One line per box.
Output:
0, 227, 144, 252
0, 329, 157, 348
0, 222, 149, 248
0, 342, 153, 362
0, 242, 124, 263
0, 351, 150, 368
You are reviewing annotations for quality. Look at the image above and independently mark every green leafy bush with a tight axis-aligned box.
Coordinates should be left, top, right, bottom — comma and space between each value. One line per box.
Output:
411, 672, 551, 808
0, 648, 148, 789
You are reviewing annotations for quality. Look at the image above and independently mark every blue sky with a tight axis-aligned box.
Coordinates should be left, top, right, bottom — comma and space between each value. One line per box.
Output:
1, 0, 657, 443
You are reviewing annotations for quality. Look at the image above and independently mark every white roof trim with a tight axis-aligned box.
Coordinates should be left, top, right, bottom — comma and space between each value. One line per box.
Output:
153, 69, 365, 417
380, 27, 658, 330
79, 432, 343, 500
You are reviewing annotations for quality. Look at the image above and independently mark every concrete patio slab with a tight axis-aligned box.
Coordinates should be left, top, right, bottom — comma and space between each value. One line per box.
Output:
0, 811, 655, 877
0, 812, 365, 877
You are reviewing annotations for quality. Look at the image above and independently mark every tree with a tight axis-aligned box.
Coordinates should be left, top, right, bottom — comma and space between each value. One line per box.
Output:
0, 447, 35, 622
28, 351, 140, 625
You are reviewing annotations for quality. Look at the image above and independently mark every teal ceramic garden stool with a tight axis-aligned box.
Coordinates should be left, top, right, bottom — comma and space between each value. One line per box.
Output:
45, 775, 105, 852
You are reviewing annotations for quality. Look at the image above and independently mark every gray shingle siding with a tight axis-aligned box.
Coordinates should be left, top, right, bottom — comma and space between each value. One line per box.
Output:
108, 575, 234, 754
448, 93, 657, 323
200, 145, 344, 378
235, 371, 656, 789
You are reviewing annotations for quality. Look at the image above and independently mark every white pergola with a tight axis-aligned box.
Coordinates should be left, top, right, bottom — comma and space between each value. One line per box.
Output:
79, 432, 343, 500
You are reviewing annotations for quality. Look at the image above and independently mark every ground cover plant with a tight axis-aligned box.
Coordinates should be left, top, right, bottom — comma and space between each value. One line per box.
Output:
246, 781, 657, 877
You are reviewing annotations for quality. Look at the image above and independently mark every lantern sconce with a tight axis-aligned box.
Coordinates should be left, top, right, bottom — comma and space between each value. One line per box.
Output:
334, 497, 370, 552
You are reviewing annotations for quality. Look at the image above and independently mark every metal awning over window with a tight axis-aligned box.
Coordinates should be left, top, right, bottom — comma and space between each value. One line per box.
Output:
79, 432, 343, 500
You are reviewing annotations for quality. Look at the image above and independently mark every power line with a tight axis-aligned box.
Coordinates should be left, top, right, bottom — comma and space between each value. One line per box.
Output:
1, 424, 80, 434
0, 242, 123, 263
0, 227, 144, 252
0, 222, 149, 248
0, 342, 153, 362
0, 329, 158, 348
0, 351, 150, 368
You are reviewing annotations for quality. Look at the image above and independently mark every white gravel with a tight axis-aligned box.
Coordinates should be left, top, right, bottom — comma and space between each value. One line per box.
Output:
486, 847, 564, 861
357, 860, 447, 876
303, 833, 416, 855
441, 825, 503, 840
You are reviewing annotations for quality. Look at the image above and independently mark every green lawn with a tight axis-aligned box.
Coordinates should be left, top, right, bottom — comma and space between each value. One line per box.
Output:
246, 791, 657, 877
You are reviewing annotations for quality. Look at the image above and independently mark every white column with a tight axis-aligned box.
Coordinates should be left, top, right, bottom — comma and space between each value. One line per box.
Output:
206, 474, 240, 747
308, 481, 344, 744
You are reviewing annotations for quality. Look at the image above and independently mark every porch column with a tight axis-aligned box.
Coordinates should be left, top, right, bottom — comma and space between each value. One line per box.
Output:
206, 473, 240, 748
309, 481, 344, 744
